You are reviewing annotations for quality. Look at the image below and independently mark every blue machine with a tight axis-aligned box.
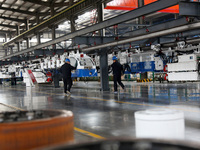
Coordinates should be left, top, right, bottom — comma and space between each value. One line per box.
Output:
129, 51, 167, 73
71, 69, 97, 77
130, 61, 155, 73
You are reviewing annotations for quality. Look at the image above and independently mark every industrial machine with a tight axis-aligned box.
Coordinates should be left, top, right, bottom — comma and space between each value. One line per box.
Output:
167, 53, 200, 81
0, 50, 98, 86
129, 51, 167, 73
40, 51, 98, 78
0, 66, 11, 80
68, 52, 97, 77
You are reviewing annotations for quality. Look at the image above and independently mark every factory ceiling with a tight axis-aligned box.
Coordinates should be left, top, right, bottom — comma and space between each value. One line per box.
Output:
0, 0, 200, 61
0, 0, 75, 34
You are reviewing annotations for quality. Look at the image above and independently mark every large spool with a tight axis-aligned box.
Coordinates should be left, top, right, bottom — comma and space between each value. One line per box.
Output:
0, 110, 74, 150
135, 109, 185, 139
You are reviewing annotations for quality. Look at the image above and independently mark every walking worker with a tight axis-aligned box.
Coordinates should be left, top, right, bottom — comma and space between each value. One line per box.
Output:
60, 58, 77, 95
111, 56, 125, 93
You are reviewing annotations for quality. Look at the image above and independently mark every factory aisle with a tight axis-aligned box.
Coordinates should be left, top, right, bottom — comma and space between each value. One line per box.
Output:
0, 81, 200, 143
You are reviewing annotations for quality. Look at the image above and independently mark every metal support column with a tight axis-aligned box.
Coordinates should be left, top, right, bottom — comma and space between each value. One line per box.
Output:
138, 0, 144, 28
52, 25, 56, 51
50, 5, 59, 88
52, 26, 56, 40
36, 32, 41, 44
70, 16, 76, 47
11, 48, 13, 54
4, 33, 8, 56
25, 19, 30, 49
16, 25, 20, 35
8, 33, 12, 55
4, 33, 7, 43
98, 2, 109, 91
16, 25, 21, 52
51, 6, 56, 50
36, 13, 41, 44
17, 43, 20, 52
53, 69, 60, 88
70, 16, 76, 33
97, 2, 105, 36
100, 49, 109, 91
26, 38, 30, 49
5, 49, 7, 56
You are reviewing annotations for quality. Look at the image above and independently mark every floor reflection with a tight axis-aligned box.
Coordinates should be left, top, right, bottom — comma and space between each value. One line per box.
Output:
0, 81, 200, 143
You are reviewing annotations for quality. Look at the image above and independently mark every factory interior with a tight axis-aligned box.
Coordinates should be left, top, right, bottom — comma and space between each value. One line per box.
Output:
0, 0, 200, 149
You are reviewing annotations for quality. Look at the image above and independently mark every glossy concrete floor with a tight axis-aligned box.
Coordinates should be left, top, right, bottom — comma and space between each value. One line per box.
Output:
0, 81, 200, 145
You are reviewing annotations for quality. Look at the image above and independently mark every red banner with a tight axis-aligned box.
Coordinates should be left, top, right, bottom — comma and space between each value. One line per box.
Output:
105, 0, 179, 13
105, 0, 137, 11
145, 0, 179, 13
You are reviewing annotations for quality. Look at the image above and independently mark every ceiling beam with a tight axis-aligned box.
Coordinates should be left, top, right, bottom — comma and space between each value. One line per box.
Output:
0, 30, 15, 34
1, 0, 185, 59
4, 20, 200, 60
0, 6, 50, 16
81, 22, 200, 52
3, 0, 108, 46
22, 0, 51, 7
0, 16, 36, 24
31, 0, 182, 46
0, 16, 25, 23
0, 23, 35, 31
23, 0, 71, 7
53, 2, 70, 7
0, 24, 16, 29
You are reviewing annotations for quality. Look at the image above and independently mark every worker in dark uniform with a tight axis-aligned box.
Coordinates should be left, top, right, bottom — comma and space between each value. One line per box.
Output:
60, 58, 76, 95
111, 56, 125, 93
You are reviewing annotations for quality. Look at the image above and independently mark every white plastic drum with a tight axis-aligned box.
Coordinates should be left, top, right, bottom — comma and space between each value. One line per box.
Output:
135, 109, 185, 139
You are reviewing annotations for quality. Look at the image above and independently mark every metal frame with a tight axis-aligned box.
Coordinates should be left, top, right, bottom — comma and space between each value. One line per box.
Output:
3, 0, 112, 46
1, 0, 182, 60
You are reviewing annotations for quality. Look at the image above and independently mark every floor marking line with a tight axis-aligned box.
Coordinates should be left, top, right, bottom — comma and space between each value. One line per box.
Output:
6, 87, 200, 113
0, 103, 25, 111
0, 92, 105, 140
74, 127, 106, 140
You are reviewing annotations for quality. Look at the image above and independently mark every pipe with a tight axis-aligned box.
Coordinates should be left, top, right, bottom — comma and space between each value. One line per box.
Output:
82, 22, 200, 52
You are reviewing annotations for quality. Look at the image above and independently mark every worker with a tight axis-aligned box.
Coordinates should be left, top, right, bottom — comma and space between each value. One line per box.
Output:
60, 58, 77, 96
111, 56, 125, 93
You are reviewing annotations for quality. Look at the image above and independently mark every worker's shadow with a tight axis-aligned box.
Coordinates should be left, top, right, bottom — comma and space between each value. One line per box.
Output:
114, 93, 126, 101
64, 96, 73, 105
